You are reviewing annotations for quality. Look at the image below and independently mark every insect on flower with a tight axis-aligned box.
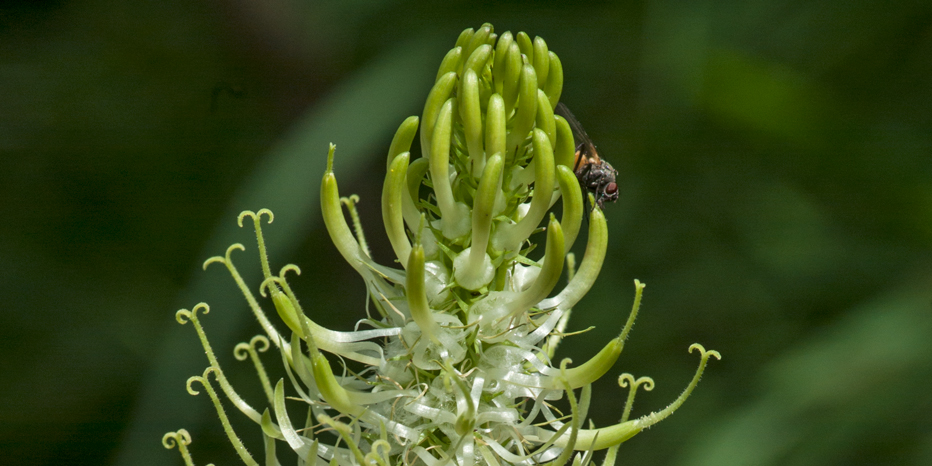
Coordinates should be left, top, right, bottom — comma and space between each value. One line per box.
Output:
556, 103, 620, 210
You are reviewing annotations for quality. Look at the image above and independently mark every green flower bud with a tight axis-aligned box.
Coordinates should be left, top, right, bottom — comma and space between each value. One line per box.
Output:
553, 114, 575, 169
515, 31, 533, 58
321, 145, 368, 275
492, 31, 514, 93
536, 89, 556, 147
485, 93, 506, 160
463, 23, 494, 60
493, 128, 556, 251
429, 99, 471, 239
556, 165, 584, 254
271, 291, 303, 338
544, 51, 564, 109
386, 116, 418, 170
407, 242, 440, 344
506, 64, 538, 157
532, 36, 550, 87
308, 347, 364, 417
454, 27, 474, 49
435, 47, 462, 81
501, 42, 522, 114
420, 72, 457, 160
563, 337, 623, 389
463, 44, 492, 77
383, 152, 412, 268
507, 214, 565, 317
459, 69, 484, 174
453, 153, 503, 290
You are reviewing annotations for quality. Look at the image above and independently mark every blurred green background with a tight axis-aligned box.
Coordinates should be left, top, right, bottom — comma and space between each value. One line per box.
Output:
2, 0, 931, 465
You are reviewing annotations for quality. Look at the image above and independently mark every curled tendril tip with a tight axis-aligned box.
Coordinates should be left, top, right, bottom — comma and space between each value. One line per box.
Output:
202, 243, 245, 270
186, 367, 218, 396
618, 373, 655, 391
279, 264, 301, 277
689, 343, 722, 361
234, 335, 270, 360
237, 209, 274, 228
258, 276, 285, 298
162, 429, 192, 449
175, 303, 209, 324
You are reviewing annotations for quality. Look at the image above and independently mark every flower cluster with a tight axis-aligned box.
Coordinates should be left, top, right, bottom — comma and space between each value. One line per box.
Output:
163, 24, 719, 466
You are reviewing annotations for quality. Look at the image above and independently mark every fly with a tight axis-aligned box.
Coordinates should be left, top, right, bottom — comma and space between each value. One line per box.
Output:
555, 103, 619, 211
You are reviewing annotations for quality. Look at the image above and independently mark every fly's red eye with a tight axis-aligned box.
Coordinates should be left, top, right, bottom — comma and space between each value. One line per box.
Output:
606, 182, 618, 195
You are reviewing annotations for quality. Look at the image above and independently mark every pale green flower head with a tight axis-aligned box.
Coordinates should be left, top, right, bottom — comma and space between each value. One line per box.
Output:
165, 23, 719, 466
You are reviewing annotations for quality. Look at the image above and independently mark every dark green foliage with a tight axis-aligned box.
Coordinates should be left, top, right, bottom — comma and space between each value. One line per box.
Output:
1, 1, 930, 465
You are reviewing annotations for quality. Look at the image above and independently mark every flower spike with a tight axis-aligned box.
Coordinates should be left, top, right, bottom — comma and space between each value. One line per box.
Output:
168, 25, 718, 466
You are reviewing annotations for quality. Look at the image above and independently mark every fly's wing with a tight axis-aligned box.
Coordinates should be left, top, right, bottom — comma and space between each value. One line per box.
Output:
555, 103, 601, 165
